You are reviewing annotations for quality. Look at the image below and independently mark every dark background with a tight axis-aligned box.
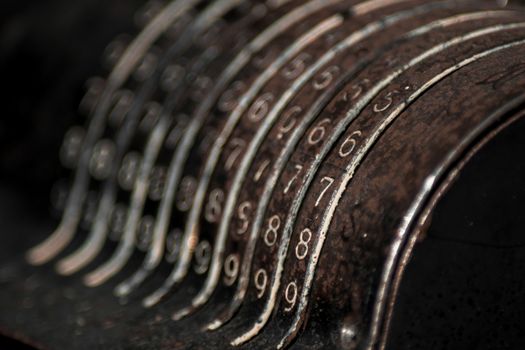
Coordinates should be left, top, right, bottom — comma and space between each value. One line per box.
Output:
0, 0, 141, 211
0, 1, 141, 347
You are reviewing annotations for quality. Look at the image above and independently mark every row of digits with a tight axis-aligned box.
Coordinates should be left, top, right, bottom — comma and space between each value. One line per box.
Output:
28, 0, 525, 348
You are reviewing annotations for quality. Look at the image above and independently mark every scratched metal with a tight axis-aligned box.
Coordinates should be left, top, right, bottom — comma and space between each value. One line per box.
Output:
1, 0, 525, 349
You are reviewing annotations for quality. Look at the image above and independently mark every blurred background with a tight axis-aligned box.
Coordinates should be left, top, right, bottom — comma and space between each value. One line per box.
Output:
0, 2, 142, 347
0, 0, 141, 213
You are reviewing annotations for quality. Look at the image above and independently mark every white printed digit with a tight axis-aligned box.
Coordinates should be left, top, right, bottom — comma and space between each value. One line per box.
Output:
282, 53, 311, 80
223, 254, 240, 286
149, 166, 167, 201
118, 152, 141, 190
315, 176, 334, 207
284, 281, 298, 312
284, 164, 303, 194
313, 65, 340, 90
338, 131, 362, 158
205, 188, 225, 223
277, 106, 302, 140
165, 228, 182, 263
254, 159, 271, 182
308, 118, 330, 145
295, 228, 312, 260
254, 268, 268, 299
373, 90, 398, 112
248, 92, 274, 123
225, 138, 246, 171
137, 216, 155, 251
264, 215, 281, 247
89, 139, 115, 180
218, 80, 245, 112
194, 240, 211, 275
237, 201, 252, 235
176, 176, 197, 212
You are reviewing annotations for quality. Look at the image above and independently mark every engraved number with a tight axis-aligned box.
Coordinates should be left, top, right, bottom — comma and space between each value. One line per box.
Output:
219, 81, 245, 112
225, 138, 246, 171
149, 166, 167, 201
176, 176, 197, 212
248, 92, 274, 122
308, 118, 330, 145
373, 90, 399, 112
237, 201, 252, 235
165, 228, 182, 263
315, 176, 334, 207
349, 79, 370, 100
284, 281, 298, 312
264, 215, 281, 247
205, 189, 225, 223
194, 240, 211, 274
118, 152, 141, 191
295, 228, 312, 260
165, 116, 187, 149
137, 216, 155, 251
89, 139, 115, 180
223, 254, 240, 286
254, 268, 268, 298
110, 203, 127, 241
313, 65, 340, 90
252, 49, 273, 69
282, 53, 311, 80
254, 159, 271, 182
277, 106, 302, 139
284, 164, 302, 194
339, 131, 362, 158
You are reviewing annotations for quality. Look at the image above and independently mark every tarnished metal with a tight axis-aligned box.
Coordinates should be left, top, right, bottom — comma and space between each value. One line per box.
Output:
1, 0, 525, 349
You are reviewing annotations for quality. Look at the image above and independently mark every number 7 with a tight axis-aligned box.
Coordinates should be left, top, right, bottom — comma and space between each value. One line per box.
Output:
315, 176, 334, 207
284, 164, 303, 194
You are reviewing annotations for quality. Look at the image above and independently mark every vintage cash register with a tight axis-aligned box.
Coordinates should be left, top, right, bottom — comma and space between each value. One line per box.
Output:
1, 0, 525, 348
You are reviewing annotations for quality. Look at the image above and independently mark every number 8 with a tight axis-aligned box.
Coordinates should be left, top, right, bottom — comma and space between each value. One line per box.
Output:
264, 215, 280, 247
295, 228, 312, 260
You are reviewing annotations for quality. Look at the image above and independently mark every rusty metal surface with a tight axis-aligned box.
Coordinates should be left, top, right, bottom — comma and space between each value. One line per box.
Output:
1, 0, 525, 349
